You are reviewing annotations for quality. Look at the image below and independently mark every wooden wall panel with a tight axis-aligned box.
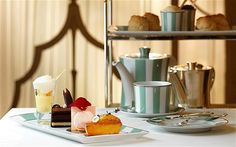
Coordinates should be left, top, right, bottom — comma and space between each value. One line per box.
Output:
225, 0, 236, 104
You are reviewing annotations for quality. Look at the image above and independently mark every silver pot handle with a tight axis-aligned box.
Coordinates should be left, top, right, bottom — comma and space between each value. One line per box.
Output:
169, 55, 177, 67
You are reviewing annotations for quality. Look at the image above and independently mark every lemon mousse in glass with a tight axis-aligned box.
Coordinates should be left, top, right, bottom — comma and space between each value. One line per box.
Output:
33, 75, 56, 123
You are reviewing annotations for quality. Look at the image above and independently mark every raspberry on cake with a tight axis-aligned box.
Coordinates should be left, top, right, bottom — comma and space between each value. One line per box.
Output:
85, 113, 122, 136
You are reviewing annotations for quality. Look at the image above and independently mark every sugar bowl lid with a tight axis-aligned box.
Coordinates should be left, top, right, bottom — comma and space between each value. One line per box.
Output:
120, 47, 170, 60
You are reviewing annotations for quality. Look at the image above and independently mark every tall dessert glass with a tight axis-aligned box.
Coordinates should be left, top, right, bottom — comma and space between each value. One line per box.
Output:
33, 75, 55, 124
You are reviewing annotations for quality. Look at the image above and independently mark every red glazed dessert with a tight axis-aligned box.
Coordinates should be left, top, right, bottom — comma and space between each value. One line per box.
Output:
70, 97, 96, 132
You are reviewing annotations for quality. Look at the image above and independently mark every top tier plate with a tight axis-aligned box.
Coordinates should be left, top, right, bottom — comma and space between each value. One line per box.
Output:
108, 26, 236, 40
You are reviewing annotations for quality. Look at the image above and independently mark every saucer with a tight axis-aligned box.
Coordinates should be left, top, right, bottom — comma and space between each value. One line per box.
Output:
119, 107, 184, 118
146, 117, 228, 133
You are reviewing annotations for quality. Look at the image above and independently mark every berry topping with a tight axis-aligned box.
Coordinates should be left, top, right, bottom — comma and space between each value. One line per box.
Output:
69, 97, 91, 111
114, 108, 120, 113
106, 111, 111, 115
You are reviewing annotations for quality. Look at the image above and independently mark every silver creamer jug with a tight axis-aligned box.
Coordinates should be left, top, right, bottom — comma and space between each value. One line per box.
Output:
169, 62, 215, 108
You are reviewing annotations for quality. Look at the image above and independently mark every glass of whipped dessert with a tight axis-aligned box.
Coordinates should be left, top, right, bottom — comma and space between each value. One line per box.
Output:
33, 75, 56, 124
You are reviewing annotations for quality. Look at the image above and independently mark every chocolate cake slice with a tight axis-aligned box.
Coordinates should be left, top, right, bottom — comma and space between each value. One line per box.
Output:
51, 88, 74, 127
51, 104, 71, 127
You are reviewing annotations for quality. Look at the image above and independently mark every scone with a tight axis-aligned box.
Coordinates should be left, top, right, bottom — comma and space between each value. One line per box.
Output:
144, 12, 161, 31
85, 113, 122, 136
128, 15, 149, 31
196, 14, 230, 31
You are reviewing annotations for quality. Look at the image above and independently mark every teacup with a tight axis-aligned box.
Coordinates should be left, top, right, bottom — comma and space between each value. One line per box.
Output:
181, 5, 196, 31
161, 5, 184, 31
134, 81, 171, 114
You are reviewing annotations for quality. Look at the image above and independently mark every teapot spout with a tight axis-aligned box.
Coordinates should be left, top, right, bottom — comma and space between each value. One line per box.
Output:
169, 70, 187, 107
112, 61, 135, 107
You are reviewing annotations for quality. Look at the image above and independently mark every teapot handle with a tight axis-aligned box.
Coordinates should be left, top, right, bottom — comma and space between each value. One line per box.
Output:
210, 67, 215, 89
169, 55, 177, 67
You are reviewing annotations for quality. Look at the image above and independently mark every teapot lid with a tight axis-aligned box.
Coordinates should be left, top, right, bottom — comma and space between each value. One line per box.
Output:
171, 62, 213, 71
120, 47, 170, 60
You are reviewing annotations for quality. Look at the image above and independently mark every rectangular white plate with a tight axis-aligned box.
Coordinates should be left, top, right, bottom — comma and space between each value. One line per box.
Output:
11, 113, 148, 144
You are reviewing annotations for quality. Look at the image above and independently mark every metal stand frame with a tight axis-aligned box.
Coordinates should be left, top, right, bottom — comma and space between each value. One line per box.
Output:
104, 0, 114, 107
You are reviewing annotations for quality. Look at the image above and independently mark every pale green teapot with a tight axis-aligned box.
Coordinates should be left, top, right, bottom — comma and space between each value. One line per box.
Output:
113, 47, 171, 111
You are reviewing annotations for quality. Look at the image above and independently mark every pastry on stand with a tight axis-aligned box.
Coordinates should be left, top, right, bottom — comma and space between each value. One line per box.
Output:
196, 14, 230, 31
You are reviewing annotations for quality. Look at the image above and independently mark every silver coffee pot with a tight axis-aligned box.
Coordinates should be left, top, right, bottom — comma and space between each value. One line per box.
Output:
169, 62, 215, 108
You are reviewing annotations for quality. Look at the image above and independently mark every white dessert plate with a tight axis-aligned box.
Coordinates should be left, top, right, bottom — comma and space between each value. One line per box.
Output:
119, 107, 184, 118
11, 113, 148, 144
146, 117, 228, 133
109, 26, 236, 37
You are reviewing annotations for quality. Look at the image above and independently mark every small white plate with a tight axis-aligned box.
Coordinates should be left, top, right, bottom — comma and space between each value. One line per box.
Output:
147, 118, 228, 133
11, 113, 148, 144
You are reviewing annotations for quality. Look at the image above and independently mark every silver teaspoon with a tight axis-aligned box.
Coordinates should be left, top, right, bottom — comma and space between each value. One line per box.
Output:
205, 113, 228, 121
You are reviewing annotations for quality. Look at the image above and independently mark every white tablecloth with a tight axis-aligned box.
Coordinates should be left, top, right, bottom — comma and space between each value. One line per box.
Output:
0, 108, 236, 147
